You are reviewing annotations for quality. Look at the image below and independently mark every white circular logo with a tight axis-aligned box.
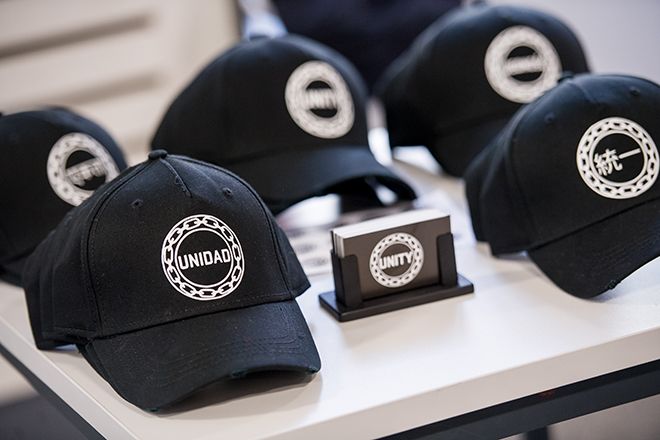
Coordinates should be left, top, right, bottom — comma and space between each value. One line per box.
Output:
484, 26, 562, 103
576, 117, 659, 199
162, 214, 245, 301
284, 60, 355, 138
369, 233, 424, 289
47, 132, 120, 206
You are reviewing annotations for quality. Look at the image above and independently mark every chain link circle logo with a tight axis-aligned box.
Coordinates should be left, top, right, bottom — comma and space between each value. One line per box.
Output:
484, 26, 562, 103
47, 133, 120, 206
162, 214, 245, 301
576, 117, 658, 199
369, 233, 424, 288
285, 60, 354, 138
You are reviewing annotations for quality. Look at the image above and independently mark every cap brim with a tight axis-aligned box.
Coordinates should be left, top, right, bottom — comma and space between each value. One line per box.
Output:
228, 146, 416, 214
528, 200, 660, 298
429, 116, 510, 177
79, 299, 320, 410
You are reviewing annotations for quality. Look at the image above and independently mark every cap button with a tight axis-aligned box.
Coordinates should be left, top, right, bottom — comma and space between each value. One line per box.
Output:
149, 149, 168, 160
558, 71, 574, 83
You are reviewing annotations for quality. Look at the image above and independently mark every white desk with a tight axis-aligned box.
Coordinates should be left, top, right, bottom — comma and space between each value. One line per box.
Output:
1, 151, 660, 439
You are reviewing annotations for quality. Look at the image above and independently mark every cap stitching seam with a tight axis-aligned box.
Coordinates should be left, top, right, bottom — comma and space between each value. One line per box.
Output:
509, 81, 596, 249
506, 103, 540, 243
568, 81, 598, 105
522, 81, 591, 248
158, 159, 192, 197
522, 80, 595, 248
85, 162, 156, 336
93, 291, 292, 335
176, 156, 294, 296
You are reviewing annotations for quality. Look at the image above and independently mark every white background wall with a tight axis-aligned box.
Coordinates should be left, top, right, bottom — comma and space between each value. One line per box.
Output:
0, 0, 240, 164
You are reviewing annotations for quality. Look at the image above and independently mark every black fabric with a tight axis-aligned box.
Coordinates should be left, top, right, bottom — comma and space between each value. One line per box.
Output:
0, 108, 126, 286
227, 145, 416, 210
0, 254, 24, 286
79, 300, 319, 410
464, 74, 660, 297
152, 34, 415, 214
429, 116, 511, 178
528, 201, 660, 298
465, 105, 535, 246
23, 153, 320, 410
376, 3, 589, 176
272, 0, 460, 90
465, 140, 495, 242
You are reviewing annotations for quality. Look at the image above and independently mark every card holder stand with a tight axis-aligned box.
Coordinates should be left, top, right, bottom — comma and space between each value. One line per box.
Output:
319, 233, 474, 322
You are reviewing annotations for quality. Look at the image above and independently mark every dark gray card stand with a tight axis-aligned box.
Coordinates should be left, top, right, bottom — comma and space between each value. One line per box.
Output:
319, 234, 474, 322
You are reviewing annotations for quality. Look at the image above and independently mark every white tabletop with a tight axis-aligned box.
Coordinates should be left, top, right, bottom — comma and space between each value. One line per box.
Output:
1, 149, 660, 440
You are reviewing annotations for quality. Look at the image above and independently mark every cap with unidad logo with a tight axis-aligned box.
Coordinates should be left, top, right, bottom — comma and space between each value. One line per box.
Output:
376, 3, 589, 176
0, 108, 126, 285
464, 74, 660, 297
151, 34, 416, 215
23, 150, 321, 410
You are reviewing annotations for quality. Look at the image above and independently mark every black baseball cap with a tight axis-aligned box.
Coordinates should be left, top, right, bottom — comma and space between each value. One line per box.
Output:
23, 151, 321, 410
465, 74, 660, 297
151, 34, 416, 215
0, 108, 126, 286
376, 3, 589, 176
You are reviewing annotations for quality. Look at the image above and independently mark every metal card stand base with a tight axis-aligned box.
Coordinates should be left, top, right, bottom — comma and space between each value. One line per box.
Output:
319, 234, 474, 322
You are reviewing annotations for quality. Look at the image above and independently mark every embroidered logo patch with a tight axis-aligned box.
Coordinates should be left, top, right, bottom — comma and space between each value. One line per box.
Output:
47, 133, 120, 206
576, 117, 658, 199
162, 214, 245, 300
285, 60, 354, 138
484, 26, 561, 103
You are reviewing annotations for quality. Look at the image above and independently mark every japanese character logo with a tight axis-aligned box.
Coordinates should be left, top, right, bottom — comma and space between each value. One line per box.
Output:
47, 133, 121, 206
369, 233, 424, 289
162, 214, 245, 301
285, 60, 355, 139
576, 117, 658, 199
484, 26, 562, 103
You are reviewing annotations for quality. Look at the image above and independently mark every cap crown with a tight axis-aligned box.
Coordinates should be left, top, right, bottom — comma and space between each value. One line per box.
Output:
0, 109, 126, 277
474, 75, 660, 253
24, 155, 308, 345
152, 35, 369, 164
379, 4, 589, 147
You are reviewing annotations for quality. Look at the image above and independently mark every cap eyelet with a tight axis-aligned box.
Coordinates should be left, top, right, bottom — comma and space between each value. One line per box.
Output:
223, 188, 233, 197
629, 87, 641, 97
